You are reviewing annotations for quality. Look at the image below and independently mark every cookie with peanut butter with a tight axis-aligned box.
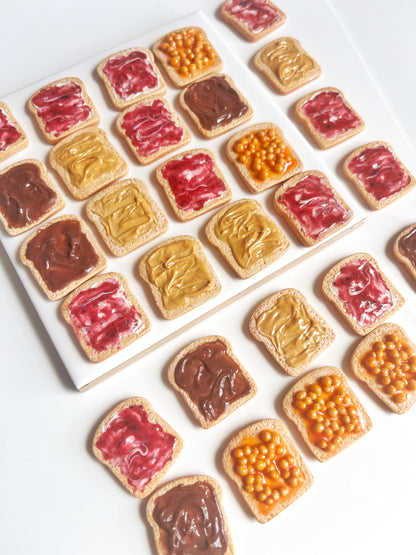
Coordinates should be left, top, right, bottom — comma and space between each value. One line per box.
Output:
221, 0, 286, 42
0, 101, 28, 162
393, 223, 416, 282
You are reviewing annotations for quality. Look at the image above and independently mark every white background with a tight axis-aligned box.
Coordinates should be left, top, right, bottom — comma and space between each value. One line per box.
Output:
1, 1, 416, 554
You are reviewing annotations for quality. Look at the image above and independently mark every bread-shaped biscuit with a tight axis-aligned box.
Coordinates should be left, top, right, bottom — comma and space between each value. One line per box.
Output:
221, 0, 286, 42
350, 323, 416, 414
393, 223, 416, 282
138, 235, 221, 320
97, 47, 166, 110
205, 199, 290, 279
0, 159, 64, 236
179, 73, 253, 139
321, 252, 404, 336
343, 141, 416, 210
295, 87, 364, 149
249, 288, 335, 376
28, 77, 99, 144
283, 366, 372, 461
273, 170, 353, 246
92, 397, 183, 498
147, 475, 234, 554
226, 122, 302, 193
0, 101, 28, 162
254, 36, 321, 94
61, 272, 151, 363
167, 335, 257, 428
152, 26, 223, 88
222, 419, 313, 523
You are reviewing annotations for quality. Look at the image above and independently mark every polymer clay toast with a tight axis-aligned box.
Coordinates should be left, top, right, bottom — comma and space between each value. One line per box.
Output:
393, 223, 416, 282
221, 0, 286, 41
0, 101, 28, 162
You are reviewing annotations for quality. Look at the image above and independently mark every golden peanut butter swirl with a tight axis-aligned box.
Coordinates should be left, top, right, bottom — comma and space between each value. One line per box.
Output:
256, 293, 327, 368
146, 238, 215, 310
214, 200, 285, 270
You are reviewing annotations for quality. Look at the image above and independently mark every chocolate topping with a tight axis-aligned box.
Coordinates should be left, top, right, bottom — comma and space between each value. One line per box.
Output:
398, 227, 416, 269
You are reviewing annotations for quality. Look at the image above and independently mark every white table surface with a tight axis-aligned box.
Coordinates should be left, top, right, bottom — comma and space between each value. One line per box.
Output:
1, 1, 416, 554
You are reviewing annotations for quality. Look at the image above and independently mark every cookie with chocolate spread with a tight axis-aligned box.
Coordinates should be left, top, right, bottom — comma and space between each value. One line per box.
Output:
0, 101, 28, 162
221, 0, 286, 42
393, 223, 416, 282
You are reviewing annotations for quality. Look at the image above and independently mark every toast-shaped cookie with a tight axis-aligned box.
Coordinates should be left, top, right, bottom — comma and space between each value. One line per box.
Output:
167, 335, 257, 428
222, 419, 313, 523
221, 0, 286, 42
350, 323, 416, 414
295, 87, 364, 149
97, 47, 166, 110
226, 122, 302, 193
61, 272, 151, 363
147, 475, 234, 554
205, 198, 290, 278
138, 235, 221, 320
393, 223, 416, 282
0, 101, 28, 162
273, 170, 353, 246
283, 366, 372, 461
28, 77, 99, 144
92, 397, 183, 498
321, 252, 404, 336
343, 141, 415, 209
249, 288, 335, 376
254, 36, 321, 94
0, 159, 64, 236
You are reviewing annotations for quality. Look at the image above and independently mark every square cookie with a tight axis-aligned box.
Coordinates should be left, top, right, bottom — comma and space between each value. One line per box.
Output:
0, 101, 28, 162
221, 0, 286, 41
0, 159, 64, 236
86, 178, 168, 256
205, 198, 290, 278
92, 397, 183, 498
283, 367, 372, 461
393, 223, 416, 282
167, 335, 257, 428
273, 170, 353, 246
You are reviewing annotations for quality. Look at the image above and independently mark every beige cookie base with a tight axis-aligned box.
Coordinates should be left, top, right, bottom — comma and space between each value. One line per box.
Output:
254, 36, 321, 94
321, 252, 405, 336
152, 26, 223, 88
179, 73, 253, 139
0, 158, 65, 236
350, 323, 416, 414
156, 148, 232, 221
61, 272, 151, 363
20, 214, 107, 301
220, 1, 286, 42
49, 126, 128, 200
205, 198, 290, 279
167, 335, 257, 428
146, 475, 234, 555
393, 223, 416, 282
226, 122, 303, 193
222, 419, 313, 523
295, 87, 365, 149
92, 397, 183, 498
86, 179, 168, 256
0, 101, 28, 162
343, 141, 416, 210
283, 366, 372, 462
273, 170, 353, 247
97, 47, 167, 110
249, 288, 335, 376
28, 77, 100, 144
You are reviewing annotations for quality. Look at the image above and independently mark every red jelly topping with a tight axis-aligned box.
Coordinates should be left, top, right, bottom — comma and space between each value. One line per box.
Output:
31, 81, 92, 138
278, 174, 352, 240
67, 277, 144, 354
161, 152, 227, 212
0, 108, 21, 152
96, 404, 177, 494
224, 0, 280, 33
332, 258, 394, 327
120, 99, 184, 157
102, 50, 159, 101
301, 91, 361, 140
347, 145, 411, 201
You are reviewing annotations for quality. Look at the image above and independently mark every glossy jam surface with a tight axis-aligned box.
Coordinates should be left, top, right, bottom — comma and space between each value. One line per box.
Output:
224, 0, 282, 34
120, 99, 184, 157
348, 145, 412, 201
161, 152, 227, 212
96, 404, 177, 494
277, 174, 352, 240
331, 258, 395, 327
31, 81, 92, 138
301, 90, 361, 140
0, 107, 21, 151
153, 481, 228, 554
398, 227, 416, 269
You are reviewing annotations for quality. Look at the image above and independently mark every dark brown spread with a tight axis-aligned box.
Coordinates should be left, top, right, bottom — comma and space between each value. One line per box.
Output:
398, 227, 416, 269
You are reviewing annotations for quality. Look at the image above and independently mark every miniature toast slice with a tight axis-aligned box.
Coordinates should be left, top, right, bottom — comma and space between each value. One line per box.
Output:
393, 223, 416, 282
0, 101, 28, 162
221, 0, 286, 42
